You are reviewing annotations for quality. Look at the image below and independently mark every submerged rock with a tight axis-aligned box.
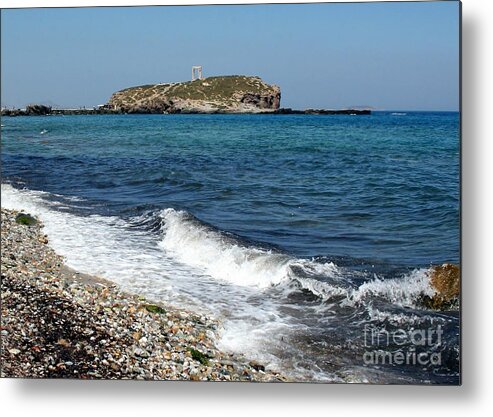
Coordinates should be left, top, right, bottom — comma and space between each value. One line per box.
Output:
422, 264, 460, 310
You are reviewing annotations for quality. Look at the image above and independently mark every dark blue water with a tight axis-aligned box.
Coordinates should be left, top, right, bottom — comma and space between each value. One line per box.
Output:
1, 112, 460, 383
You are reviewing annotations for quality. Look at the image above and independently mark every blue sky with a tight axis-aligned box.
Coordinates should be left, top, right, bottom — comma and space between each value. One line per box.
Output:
1, 1, 460, 110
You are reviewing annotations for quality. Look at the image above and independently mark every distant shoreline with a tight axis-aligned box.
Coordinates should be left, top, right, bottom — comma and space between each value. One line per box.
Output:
1, 105, 371, 117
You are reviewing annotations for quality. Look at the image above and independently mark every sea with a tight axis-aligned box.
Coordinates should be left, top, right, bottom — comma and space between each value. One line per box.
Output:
0, 111, 460, 384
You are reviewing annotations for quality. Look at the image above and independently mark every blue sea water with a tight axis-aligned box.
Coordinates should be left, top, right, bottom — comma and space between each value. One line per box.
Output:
1, 112, 460, 383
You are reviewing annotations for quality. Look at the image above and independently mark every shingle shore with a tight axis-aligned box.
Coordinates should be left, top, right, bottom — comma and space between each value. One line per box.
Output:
1, 208, 286, 381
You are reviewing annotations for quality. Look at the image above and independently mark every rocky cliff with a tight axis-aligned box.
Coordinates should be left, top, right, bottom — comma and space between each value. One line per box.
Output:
108, 75, 281, 114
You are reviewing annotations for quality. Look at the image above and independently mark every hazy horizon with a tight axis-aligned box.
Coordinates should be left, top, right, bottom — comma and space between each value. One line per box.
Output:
1, 2, 460, 111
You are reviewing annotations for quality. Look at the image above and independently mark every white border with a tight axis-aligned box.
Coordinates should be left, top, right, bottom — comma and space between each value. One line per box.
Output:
0, 0, 456, 7
2, 0, 493, 416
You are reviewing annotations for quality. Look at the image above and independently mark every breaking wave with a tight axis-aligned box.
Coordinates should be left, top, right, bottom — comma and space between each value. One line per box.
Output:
158, 208, 294, 287
157, 207, 435, 309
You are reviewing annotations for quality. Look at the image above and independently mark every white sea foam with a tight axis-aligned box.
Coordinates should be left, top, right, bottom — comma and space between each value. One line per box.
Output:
1, 183, 180, 301
287, 266, 435, 309
365, 305, 446, 326
345, 268, 435, 308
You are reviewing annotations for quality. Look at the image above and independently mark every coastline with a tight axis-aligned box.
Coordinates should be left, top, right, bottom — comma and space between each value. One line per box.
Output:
0, 107, 371, 116
0, 208, 287, 381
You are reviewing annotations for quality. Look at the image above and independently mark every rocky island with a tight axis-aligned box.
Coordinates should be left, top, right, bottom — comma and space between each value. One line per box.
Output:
108, 75, 281, 114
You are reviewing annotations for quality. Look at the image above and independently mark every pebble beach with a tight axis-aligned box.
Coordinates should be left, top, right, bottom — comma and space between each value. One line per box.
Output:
0, 208, 286, 381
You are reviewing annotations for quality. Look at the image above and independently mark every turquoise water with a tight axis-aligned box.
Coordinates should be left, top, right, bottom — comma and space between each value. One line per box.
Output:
1, 112, 460, 383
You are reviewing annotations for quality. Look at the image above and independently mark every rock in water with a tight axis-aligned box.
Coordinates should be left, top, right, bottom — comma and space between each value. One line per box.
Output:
108, 75, 281, 114
430, 264, 460, 299
422, 264, 460, 310
25, 104, 52, 115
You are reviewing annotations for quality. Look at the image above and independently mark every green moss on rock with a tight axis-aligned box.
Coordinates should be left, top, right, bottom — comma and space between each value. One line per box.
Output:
144, 304, 166, 314
189, 348, 210, 365
15, 213, 37, 226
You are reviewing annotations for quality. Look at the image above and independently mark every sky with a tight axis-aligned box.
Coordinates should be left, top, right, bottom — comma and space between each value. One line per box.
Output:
1, 1, 460, 111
